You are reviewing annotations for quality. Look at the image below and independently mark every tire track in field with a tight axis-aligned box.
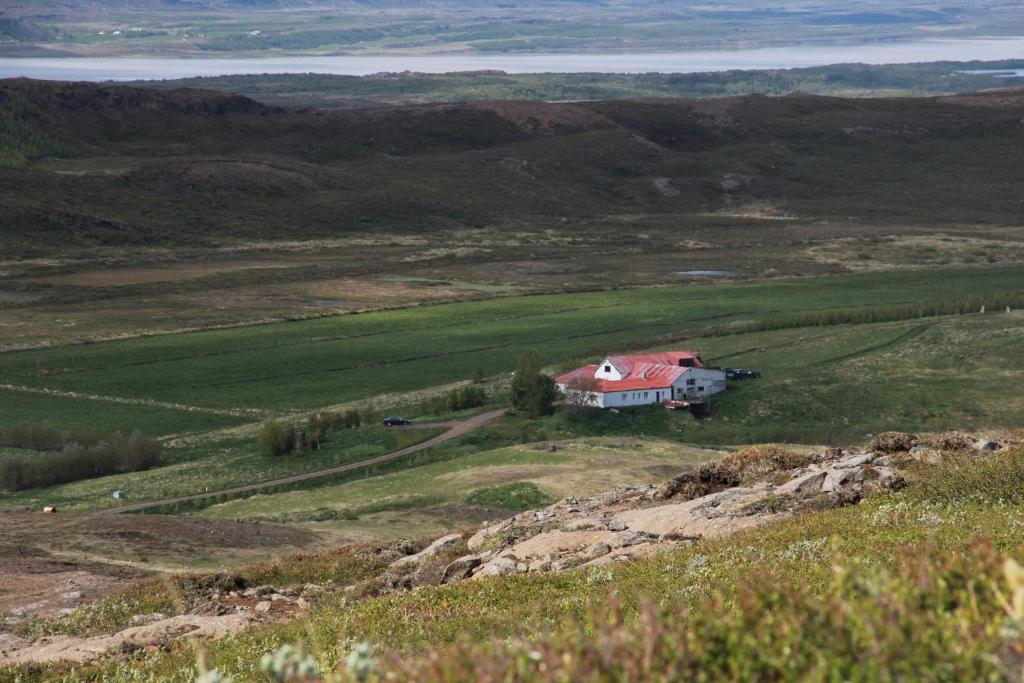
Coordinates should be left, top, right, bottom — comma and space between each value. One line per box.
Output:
811, 323, 934, 366
0, 384, 267, 418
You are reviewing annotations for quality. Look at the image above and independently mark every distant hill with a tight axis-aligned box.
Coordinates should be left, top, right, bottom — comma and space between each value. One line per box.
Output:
3, 78, 1024, 252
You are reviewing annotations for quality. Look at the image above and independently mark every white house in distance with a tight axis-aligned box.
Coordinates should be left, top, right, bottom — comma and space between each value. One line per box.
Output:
554, 351, 727, 409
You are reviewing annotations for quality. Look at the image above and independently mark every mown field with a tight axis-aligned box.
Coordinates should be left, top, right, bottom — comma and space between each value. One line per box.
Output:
2, 266, 1022, 432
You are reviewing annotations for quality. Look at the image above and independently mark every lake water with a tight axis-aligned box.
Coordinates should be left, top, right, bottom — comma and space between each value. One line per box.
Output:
961, 68, 1024, 77
2, 37, 1024, 81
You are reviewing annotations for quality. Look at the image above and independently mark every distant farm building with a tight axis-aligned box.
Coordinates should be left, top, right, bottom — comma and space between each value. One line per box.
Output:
555, 351, 727, 409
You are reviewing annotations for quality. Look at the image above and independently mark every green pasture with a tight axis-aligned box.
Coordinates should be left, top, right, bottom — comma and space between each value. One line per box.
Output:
542, 313, 1024, 445
0, 425, 442, 512
199, 437, 726, 529
1, 267, 1021, 434
0, 386, 250, 437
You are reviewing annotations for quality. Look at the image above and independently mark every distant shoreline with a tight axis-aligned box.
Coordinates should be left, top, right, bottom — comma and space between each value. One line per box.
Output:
3, 37, 1024, 81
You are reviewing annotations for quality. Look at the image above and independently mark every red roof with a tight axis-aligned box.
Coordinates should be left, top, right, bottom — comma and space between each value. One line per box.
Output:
607, 351, 703, 371
555, 351, 702, 393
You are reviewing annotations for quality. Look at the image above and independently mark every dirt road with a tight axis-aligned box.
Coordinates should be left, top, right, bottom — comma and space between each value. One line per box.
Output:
98, 409, 506, 515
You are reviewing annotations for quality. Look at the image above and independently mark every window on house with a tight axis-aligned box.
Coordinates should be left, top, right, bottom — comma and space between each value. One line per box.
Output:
604, 365, 612, 373
643, 392, 649, 398
622, 393, 627, 399
687, 379, 696, 386
698, 386, 705, 392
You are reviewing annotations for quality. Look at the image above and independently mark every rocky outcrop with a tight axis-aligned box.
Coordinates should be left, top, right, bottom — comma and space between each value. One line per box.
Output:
456, 446, 912, 581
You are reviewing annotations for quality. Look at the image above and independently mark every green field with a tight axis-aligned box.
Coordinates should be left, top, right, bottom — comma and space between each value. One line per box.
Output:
0, 425, 442, 512
199, 437, 727, 536
2, 265, 1023, 518
0, 386, 250, 437
2, 267, 1022, 431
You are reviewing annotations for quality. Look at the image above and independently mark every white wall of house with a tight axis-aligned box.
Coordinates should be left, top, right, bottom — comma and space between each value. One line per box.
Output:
669, 368, 727, 402
600, 387, 673, 408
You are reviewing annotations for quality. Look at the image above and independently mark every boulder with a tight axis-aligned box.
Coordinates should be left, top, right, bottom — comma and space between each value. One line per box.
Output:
607, 518, 628, 532
254, 601, 273, 613
442, 554, 484, 584
775, 471, 827, 495
821, 467, 865, 493
974, 439, 999, 451
584, 543, 612, 560
390, 533, 463, 569
474, 556, 521, 578
612, 531, 648, 548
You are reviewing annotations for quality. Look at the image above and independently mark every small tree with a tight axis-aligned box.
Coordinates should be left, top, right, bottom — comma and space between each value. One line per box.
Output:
510, 351, 557, 418
257, 420, 290, 457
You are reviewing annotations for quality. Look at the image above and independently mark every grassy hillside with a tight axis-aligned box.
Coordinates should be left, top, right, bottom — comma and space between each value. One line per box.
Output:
4, 80, 1024, 254
5, 437, 1024, 681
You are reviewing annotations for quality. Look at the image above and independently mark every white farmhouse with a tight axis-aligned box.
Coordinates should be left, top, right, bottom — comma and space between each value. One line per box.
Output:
554, 351, 727, 409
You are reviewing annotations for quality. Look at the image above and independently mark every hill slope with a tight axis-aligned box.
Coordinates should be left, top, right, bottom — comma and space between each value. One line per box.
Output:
3, 430, 1024, 679
3, 79, 1024, 253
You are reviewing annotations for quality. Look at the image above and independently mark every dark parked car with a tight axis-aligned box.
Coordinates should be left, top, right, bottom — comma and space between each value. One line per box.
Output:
723, 368, 762, 381
382, 416, 412, 427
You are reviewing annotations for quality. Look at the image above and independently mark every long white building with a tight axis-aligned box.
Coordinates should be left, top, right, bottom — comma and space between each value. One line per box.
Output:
554, 351, 727, 409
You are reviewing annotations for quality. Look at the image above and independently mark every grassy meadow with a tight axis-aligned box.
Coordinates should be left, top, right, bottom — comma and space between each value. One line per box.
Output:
0, 425, 443, 513
198, 438, 727, 535
3, 265, 1024, 516
2, 266, 1022, 427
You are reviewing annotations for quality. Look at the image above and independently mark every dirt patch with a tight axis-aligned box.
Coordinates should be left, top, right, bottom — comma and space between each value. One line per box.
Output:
0, 513, 321, 620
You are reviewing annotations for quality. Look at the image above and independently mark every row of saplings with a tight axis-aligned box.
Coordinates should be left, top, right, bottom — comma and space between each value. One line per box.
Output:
256, 385, 488, 457
0, 425, 162, 492
257, 409, 367, 458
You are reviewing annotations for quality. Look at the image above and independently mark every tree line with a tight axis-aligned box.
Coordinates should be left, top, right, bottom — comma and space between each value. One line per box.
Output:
0, 427, 162, 492
257, 406, 379, 457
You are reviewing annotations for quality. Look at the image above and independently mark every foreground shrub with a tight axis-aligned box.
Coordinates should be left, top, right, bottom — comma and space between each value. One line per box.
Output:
720, 444, 814, 480
355, 544, 1018, 682
910, 446, 1024, 505
871, 431, 919, 453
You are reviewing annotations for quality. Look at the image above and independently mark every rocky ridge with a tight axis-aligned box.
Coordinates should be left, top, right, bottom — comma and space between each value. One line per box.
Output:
390, 432, 1015, 583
